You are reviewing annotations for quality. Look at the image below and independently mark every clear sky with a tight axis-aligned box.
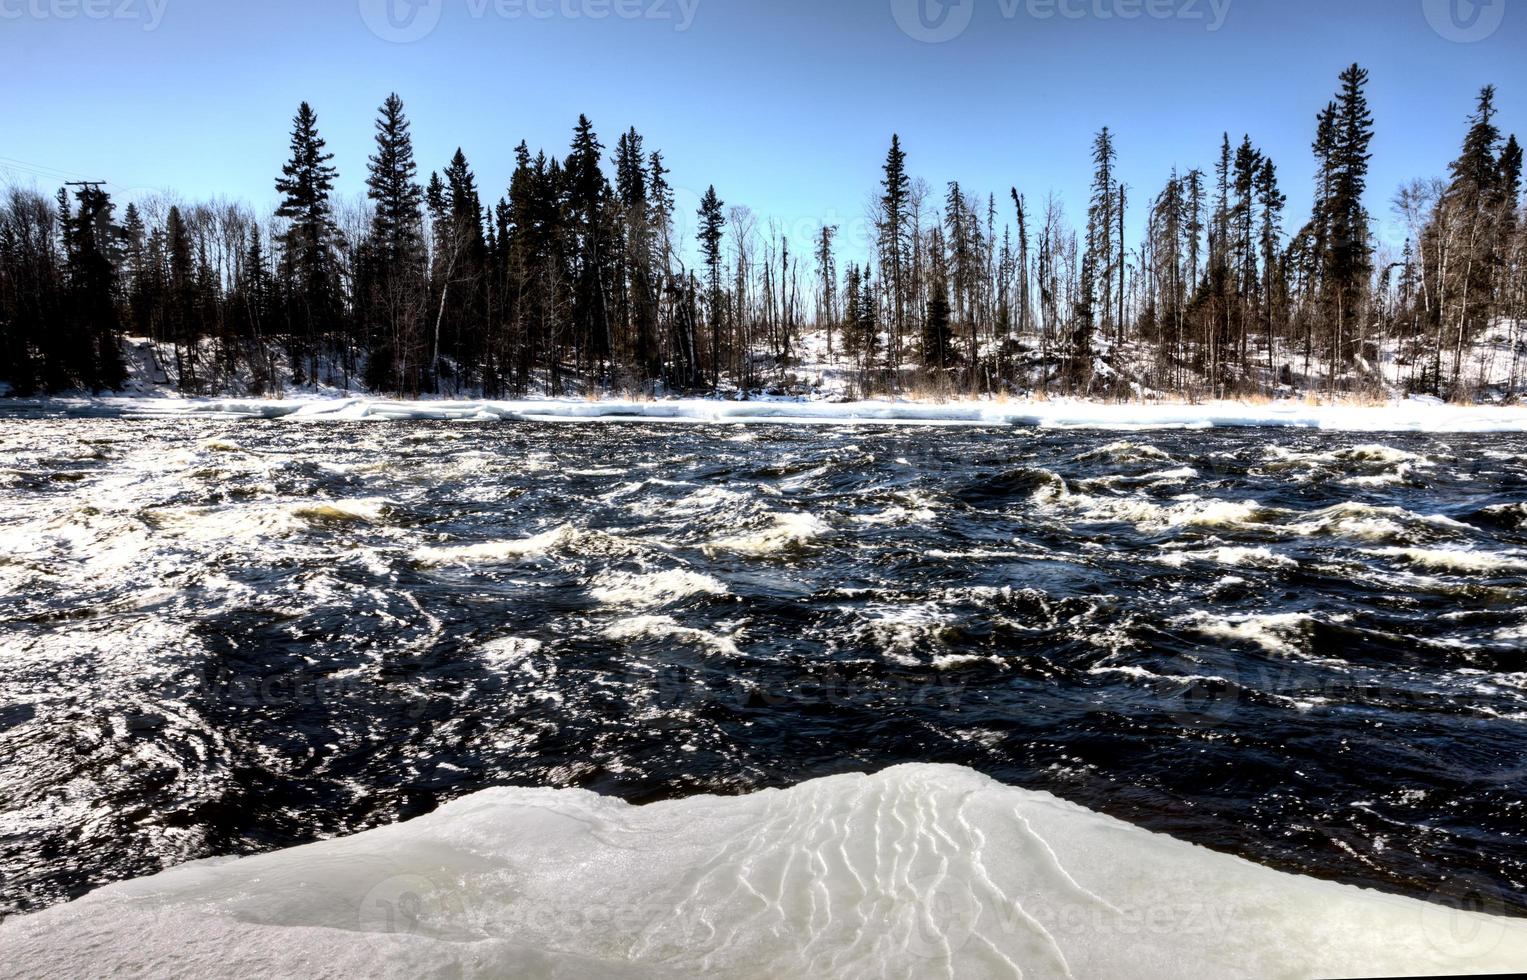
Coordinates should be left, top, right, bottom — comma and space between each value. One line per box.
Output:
2, 0, 1524, 263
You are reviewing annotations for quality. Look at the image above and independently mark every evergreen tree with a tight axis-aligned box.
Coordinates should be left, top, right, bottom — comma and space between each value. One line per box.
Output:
362, 94, 426, 393
1088, 127, 1117, 341
816, 225, 838, 358
1430, 85, 1516, 392
923, 272, 953, 372
164, 205, 197, 385
1325, 64, 1375, 366
881, 135, 911, 364
697, 185, 726, 388
1254, 157, 1287, 363
366, 94, 425, 268
57, 184, 124, 391
566, 115, 611, 376
858, 267, 880, 379
614, 128, 659, 379
274, 101, 341, 381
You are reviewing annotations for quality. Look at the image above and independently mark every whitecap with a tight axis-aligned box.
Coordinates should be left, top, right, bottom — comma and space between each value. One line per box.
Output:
1176, 611, 1316, 656
415, 525, 641, 565
1077, 440, 1173, 463
1157, 547, 1296, 570
602, 615, 741, 656
704, 512, 828, 555
590, 569, 729, 606
1370, 547, 1527, 575
480, 637, 545, 667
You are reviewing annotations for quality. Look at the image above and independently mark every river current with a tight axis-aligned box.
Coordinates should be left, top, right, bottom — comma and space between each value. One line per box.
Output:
1, 414, 1525, 919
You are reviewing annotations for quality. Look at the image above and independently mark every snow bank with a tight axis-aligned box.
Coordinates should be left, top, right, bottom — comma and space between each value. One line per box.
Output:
13, 394, 1527, 431
3, 765, 1523, 979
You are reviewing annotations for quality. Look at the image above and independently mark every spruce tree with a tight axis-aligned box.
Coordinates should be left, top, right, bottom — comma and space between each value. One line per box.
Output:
274, 101, 340, 381
366, 94, 425, 268
881, 136, 910, 365
1254, 157, 1287, 372
923, 273, 953, 372
1088, 128, 1117, 341
816, 225, 838, 359
1434, 85, 1512, 391
165, 205, 196, 385
362, 95, 426, 393
697, 185, 726, 388
1326, 64, 1375, 368
858, 268, 880, 381
566, 115, 611, 374
57, 184, 124, 391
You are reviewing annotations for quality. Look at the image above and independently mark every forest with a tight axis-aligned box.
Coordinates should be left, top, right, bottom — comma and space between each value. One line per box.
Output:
1, 63, 1523, 402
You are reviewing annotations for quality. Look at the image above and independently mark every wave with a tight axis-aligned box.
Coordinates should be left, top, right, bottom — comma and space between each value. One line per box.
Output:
852, 491, 940, 526
1039, 490, 1271, 532
591, 569, 730, 606
1263, 443, 1429, 469
704, 512, 828, 555
5, 764, 1523, 979
1476, 502, 1527, 529
602, 615, 742, 657
1076, 440, 1174, 463
1175, 611, 1318, 656
857, 602, 956, 666
1157, 546, 1296, 570
289, 498, 394, 525
1370, 547, 1527, 575
1286, 502, 1470, 543
414, 524, 644, 565
479, 636, 545, 666
197, 437, 244, 453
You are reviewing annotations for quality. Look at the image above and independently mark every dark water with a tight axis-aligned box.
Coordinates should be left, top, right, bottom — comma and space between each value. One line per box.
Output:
2, 414, 1525, 920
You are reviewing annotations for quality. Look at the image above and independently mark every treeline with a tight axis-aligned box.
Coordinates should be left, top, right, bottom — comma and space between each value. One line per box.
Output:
1, 63, 1523, 401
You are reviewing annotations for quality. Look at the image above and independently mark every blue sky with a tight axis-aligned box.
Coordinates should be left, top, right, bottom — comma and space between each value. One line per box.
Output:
2, 0, 1524, 263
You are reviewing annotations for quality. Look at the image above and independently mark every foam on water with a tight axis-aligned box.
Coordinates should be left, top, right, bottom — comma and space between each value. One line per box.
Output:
414, 524, 643, 565
479, 637, 545, 667
4, 764, 1523, 980
603, 615, 743, 657
591, 568, 731, 606
1044, 491, 1271, 532
1075, 440, 1174, 462
704, 512, 829, 555
1371, 546, 1527, 574
1176, 611, 1318, 656
1156, 546, 1297, 570
1286, 502, 1470, 543
290, 498, 395, 525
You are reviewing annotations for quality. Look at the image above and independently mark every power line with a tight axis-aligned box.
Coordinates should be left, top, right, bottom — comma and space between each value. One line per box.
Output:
0, 156, 129, 195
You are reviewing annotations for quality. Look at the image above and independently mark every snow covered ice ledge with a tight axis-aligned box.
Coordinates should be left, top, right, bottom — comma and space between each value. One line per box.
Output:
16, 393, 1527, 431
4, 764, 1524, 979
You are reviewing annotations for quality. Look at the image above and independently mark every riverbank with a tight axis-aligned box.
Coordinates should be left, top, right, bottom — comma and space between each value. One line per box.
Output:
5, 392, 1527, 431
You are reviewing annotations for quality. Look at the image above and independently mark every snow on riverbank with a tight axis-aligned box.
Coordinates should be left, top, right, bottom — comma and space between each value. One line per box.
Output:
7, 392, 1527, 431
3, 765, 1522, 979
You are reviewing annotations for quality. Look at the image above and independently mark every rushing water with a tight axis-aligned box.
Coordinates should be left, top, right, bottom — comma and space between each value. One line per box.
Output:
1, 413, 1525, 920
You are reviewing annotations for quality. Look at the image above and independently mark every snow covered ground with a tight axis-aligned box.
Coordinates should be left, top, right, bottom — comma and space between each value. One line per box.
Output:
9, 391, 1527, 432
3, 765, 1523, 979
8, 333, 1527, 430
